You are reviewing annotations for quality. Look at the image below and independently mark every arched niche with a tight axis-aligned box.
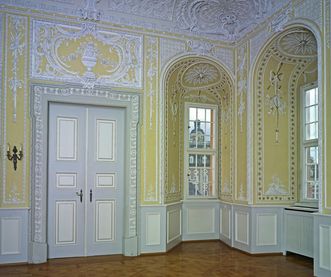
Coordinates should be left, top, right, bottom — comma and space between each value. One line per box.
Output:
161, 56, 235, 203
252, 26, 318, 205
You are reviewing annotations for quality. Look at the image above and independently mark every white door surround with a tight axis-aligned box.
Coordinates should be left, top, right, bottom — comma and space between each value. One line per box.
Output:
29, 84, 140, 263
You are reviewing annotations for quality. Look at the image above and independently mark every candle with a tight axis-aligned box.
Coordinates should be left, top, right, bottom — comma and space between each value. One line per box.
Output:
7, 143, 10, 152
19, 144, 23, 152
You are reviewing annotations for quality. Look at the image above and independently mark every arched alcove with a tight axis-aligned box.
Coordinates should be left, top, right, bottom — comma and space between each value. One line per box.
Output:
252, 27, 318, 205
161, 56, 235, 203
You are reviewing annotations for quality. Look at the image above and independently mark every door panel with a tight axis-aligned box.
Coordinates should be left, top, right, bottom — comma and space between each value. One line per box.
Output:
86, 107, 124, 256
48, 103, 125, 258
55, 201, 76, 244
48, 104, 86, 258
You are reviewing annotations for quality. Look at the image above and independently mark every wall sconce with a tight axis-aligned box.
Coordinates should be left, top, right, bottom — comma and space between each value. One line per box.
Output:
7, 144, 23, 171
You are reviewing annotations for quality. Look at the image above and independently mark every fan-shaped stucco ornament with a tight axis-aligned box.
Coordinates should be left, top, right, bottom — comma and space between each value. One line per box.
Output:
277, 29, 317, 58
181, 63, 220, 88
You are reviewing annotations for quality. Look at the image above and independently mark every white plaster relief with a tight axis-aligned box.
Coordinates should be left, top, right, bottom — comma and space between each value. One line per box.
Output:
1, 0, 291, 42
80, 0, 101, 21
237, 44, 247, 133
31, 85, 139, 242
250, 28, 270, 70
160, 38, 186, 70
2, 14, 28, 206
211, 47, 234, 74
8, 16, 25, 123
147, 37, 158, 130
31, 20, 142, 89
182, 63, 219, 87
106, 0, 175, 21
186, 40, 214, 56
186, 40, 234, 74
265, 175, 288, 195
238, 183, 247, 201
294, 0, 323, 30
174, 0, 290, 41
143, 36, 159, 203
277, 29, 317, 58
269, 6, 293, 33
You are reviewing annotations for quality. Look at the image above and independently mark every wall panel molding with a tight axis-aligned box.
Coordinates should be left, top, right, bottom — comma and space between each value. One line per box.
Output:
314, 214, 331, 277
0, 209, 28, 264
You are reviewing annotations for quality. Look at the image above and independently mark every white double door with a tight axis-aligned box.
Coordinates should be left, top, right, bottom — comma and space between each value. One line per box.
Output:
47, 103, 124, 258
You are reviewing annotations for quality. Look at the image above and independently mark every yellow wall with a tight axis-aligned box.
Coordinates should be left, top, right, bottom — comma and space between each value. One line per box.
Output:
1, 0, 330, 213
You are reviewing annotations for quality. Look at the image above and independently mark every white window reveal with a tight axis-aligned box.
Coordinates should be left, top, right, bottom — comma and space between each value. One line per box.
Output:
185, 104, 218, 198
301, 85, 319, 201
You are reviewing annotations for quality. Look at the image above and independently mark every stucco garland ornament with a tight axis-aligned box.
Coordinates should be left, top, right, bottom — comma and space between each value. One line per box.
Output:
265, 62, 286, 143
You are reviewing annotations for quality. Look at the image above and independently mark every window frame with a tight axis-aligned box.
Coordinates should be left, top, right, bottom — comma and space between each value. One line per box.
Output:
184, 102, 219, 199
300, 82, 319, 204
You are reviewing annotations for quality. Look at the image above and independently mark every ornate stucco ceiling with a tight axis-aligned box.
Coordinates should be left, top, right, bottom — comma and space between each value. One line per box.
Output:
1, 0, 291, 42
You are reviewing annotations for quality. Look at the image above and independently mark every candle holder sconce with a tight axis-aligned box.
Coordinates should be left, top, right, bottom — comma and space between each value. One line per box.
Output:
7, 144, 23, 171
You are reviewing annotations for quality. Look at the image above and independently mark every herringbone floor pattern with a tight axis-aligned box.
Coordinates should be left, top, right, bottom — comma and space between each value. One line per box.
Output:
0, 241, 313, 277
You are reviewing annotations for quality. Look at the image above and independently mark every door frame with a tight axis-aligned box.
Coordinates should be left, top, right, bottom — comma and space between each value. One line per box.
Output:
28, 84, 140, 263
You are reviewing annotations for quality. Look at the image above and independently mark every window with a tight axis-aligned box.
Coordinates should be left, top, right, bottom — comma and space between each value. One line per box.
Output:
185, 104, 217, 198
301, 85, 319, 201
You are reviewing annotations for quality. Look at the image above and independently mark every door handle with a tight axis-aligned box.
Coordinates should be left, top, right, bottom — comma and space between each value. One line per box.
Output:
90, 189, 92, 202
76, 189, 83, 203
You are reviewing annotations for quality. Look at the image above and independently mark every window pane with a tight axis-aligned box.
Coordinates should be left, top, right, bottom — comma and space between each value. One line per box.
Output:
305, 105, 317, 123
189, 154, 196, 167
306, 122, 318, 140
306, 88, 317, 106
197, 108, 205, 121
206, 109, 211, 121
306, 147, 317, 164
188, 157, 214, 197
306, 181, 319, 200
189, 108, 196, 121
205, 135, 211, 149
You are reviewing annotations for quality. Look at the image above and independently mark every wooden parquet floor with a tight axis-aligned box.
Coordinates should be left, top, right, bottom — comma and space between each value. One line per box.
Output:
0, 241, 313, 277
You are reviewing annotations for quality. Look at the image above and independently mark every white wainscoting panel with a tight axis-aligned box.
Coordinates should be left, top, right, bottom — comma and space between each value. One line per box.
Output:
251, 207, 283, 254
1, 218, 20, 255
220, 203, 232, 246
0, 209, 28, 264
220, 206, 231, 239
167, 209, 181, 243
319, 225, 331, 271
187, 208, 215, 234
166, 203, 182, 251
314, 214, 331, 277
140, 206, 166, 253
256, 214, 277, 246
234, 211, 249, 245
182, 200, 220, 241
145, 213, 161, 246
